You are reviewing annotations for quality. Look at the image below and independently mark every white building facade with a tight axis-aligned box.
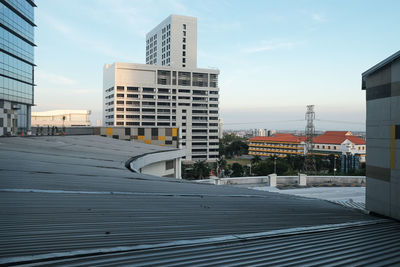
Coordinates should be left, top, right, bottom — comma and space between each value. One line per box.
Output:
103, 15, 220, 162
146, 15, 197, 68
103, 63, 219, 162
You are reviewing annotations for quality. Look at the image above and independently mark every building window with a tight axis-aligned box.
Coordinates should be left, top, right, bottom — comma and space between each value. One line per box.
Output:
183, 38, 186, 43
183, 24, 186, 29
183, 44, 186, 49
182, 58, 186, 63
183, 31, 186, 36
183, 51, 186, 56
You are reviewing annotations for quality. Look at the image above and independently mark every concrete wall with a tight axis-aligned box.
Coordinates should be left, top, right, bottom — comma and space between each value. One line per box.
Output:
32, 126, 94, 135
363, 53, 400, 220
211, 175, 365, 186
141, 160, 175, 177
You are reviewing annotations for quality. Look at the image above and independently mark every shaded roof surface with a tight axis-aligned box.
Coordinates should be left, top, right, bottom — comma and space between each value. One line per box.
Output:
0, 136, 398, 265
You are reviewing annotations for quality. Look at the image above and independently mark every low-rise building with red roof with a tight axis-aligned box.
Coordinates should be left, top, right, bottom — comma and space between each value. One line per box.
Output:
248, 131, 365, 162
312, 131, 366, 161
248, 133, 306, 158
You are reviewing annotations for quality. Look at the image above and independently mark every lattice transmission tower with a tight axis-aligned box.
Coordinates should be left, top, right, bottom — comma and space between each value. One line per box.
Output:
304, 105, 317, 174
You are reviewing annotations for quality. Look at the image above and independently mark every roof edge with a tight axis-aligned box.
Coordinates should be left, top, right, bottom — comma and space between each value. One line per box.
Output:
362, 50, 400, 77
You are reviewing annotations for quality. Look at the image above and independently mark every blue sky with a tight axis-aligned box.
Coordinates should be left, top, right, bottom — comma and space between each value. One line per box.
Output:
33, 0, 400, 131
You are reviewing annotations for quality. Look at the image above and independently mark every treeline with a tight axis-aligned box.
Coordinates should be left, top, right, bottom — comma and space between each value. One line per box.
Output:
181, 134, 366, 180
231, 154, 365, 177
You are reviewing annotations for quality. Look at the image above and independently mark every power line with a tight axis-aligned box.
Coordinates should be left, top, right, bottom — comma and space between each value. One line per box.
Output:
223, 119, 304, 125
222, 119, 364, 126
315, 119, 365, 125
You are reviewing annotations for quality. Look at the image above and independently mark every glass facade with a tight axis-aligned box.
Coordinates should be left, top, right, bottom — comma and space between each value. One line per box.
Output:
0, 0, 35, 135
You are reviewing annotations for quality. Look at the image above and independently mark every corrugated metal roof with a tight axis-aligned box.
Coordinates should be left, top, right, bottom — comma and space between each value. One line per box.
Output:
0, 136, 399, 266
2, 220, 399, 266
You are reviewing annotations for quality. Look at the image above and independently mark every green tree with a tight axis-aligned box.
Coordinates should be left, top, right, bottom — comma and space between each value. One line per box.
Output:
284, 155, 305, 173
252, 160, 274, 176
225, 140, 248, 158
251, 155, 261, 164
219, 140, 226, 158
231, 163, 244, 177
252, 158, 290, 176
192, 160, 210, 179
275, 160, 290, 175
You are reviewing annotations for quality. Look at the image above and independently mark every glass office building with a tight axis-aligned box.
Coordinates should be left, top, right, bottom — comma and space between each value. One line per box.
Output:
0, 0, 35, 136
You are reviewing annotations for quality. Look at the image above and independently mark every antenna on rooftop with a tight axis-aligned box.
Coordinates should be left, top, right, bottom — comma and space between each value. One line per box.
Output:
304, 105, 317, 174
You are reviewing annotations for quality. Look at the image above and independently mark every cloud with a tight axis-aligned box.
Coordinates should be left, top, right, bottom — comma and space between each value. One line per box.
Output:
40, 12, 133, 60
242, 40, 297, 53
36, 70, 76, 86
311, 13, 325, 22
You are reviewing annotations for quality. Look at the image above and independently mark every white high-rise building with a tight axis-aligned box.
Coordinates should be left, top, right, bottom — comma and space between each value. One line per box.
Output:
146, 15, 197, 69
103, 15, 220, 162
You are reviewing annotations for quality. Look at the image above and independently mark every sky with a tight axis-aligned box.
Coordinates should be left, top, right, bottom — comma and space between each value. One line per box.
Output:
33, 0, 400, 131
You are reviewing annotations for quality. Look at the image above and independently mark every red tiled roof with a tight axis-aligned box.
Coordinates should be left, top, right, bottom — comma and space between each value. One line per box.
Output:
249, 134, 305, 143
323, 131, 353, 136
313, 132, 365, 145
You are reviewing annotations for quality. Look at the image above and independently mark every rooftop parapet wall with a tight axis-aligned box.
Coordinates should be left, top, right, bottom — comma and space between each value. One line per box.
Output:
31, 126, 181, 148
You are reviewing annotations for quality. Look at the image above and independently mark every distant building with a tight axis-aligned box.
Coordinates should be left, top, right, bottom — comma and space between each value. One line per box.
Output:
248, 133, 306, 158
362, 50, 400, 220
0, 0, 36, 136
267, 129, 277, 136
103, 15, 220, 162
218, 118, 223, 139
31, 110, 91, 127
251, 129, 276, 137
313, 131, 366, 162
254, 128, 267, 137
248, 131, 365, 162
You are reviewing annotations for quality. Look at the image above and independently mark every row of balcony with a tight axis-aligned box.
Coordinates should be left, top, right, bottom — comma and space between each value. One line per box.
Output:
249, 148, 303, 155
248, 152, 286, 158
249, 144, 304, 150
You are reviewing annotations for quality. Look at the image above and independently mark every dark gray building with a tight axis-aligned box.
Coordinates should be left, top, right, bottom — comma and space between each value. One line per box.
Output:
0, 0, 36, 136
362, 50, 400, 220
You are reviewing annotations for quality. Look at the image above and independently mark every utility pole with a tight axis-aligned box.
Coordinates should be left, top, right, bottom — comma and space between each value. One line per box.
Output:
334, 156, 337, 177
304, 105, 317, 174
